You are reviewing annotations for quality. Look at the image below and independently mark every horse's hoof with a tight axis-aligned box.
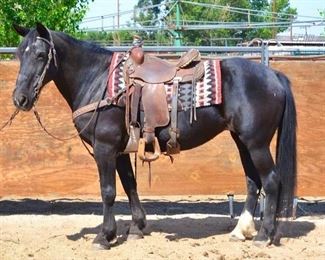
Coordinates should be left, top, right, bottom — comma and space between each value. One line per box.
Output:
253, 238, 271, 248
230, 228, 246, 242
229, 233, 246, 242
127, 224, 144, 240
127, 233, 144, 240
92, 234, 118, 250
92, 242, 110, 250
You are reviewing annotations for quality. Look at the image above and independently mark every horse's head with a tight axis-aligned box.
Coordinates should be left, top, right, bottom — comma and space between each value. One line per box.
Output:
13, 23, 57, 111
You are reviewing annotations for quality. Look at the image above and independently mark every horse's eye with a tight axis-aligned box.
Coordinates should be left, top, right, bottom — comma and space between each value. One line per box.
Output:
37, 52, 47, 60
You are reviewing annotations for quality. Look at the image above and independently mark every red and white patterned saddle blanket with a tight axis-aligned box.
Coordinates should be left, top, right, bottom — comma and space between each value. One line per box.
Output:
107, 53, 222, 109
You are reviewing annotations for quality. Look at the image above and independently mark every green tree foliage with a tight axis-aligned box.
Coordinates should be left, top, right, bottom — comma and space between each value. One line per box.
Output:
133, 0, 172, 45
134, 0, 297, 45
180, 0, 250, 45
78, 30, 137, 46
0, 0, 92, 46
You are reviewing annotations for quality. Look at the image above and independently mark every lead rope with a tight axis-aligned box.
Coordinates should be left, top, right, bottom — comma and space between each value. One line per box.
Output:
0, 109, 20, 132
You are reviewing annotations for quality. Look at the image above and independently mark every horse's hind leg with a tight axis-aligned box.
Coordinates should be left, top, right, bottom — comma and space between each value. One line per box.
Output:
230, 133, 261, 241
245, 145, 280, 246
116, 154, 147, 239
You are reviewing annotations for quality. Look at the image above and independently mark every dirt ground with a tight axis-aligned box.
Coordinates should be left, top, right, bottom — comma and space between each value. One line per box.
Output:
0, 196, 324, 260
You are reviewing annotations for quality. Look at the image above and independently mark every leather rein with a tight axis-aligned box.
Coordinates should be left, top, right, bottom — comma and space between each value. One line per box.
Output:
1, 32, 127, 144
1, 35, 57, 132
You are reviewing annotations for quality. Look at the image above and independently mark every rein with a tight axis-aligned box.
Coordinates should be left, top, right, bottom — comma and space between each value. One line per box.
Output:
1, 32, 126, 145
32, 53, 127, 141
0, 36, 56, 133
30, 33, 127, 142
32, 35, 85, 141
0, 109, 20, 131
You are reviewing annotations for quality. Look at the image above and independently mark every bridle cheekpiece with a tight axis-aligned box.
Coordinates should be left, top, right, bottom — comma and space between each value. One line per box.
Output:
33, 34, 57, 104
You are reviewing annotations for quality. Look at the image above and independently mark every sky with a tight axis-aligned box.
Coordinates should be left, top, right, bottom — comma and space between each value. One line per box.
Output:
81, 0, 325, 36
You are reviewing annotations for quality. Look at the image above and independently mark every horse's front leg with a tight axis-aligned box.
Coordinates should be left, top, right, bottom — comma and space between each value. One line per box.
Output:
116, 154, 147, 239
92, 143, 118, 249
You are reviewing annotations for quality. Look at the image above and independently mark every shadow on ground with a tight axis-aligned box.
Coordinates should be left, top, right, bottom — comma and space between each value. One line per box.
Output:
65, 217, 316, 244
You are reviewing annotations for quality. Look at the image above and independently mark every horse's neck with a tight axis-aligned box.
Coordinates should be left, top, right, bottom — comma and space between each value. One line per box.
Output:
52, 33, 111, 112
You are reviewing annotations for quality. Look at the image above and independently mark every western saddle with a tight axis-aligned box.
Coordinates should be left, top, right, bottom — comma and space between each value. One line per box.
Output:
122, 36, 204, 162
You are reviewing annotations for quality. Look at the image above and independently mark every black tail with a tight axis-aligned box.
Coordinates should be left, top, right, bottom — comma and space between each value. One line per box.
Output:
275, 71, 297, 218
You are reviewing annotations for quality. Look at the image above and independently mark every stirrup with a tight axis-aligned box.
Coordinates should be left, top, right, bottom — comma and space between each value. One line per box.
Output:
138, 137, 161, 162
123, 125, 140, 153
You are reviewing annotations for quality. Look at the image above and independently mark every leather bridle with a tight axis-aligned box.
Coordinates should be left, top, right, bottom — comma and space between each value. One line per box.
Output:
31, 33, 127, 143
1, 31, 126, 149
0, 34, 57, 132
32, 36, 57, 105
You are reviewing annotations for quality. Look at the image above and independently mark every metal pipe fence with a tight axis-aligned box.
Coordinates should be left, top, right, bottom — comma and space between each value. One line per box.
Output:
1, 45, 325, 67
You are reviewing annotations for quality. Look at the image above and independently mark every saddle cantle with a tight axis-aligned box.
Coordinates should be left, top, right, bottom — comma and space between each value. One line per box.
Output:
123, 37, 205, 162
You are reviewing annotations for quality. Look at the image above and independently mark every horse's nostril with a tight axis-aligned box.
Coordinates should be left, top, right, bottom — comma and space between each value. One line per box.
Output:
16, 94, 28, 107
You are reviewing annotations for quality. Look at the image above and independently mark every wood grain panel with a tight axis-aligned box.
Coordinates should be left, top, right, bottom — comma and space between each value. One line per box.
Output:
271, 61, 325, 196
0, 60, 324, 197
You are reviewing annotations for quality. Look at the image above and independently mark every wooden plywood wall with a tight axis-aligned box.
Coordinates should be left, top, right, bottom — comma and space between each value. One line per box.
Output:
0, 60, 324, 197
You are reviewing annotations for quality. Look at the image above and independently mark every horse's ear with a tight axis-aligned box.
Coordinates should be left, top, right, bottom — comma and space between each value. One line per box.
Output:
13, 24, 30, 37
36, 22, 50, 39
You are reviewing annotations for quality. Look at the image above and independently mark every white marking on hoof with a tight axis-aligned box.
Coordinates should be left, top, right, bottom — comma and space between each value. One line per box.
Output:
230, 230, 246, 241
230, 210, 257, 241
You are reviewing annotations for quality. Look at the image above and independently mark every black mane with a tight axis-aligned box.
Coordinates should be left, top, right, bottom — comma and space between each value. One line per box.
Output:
54, 31, 113, 55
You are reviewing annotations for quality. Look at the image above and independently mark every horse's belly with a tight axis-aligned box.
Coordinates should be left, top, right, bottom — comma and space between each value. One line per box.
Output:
156, 106, 226, 151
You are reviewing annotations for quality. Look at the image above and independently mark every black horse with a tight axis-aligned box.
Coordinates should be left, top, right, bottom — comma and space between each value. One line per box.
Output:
12, 23, 296, 248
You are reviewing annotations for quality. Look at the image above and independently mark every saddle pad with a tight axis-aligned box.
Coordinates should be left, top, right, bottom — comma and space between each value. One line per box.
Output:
107, 53, 126, 99
107, 53, 222, 108
164, 59, 222, 109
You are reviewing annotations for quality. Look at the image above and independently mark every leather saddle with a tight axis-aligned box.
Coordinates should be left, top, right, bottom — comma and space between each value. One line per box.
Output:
122, 41, 204, 162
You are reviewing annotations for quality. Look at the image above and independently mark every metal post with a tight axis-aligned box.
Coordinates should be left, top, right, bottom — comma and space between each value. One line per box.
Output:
248, 10, 251, 26
261, 42, 269, 67
117, 0, 120, 29
174, 0, 182, 46
292, 197, 298, 219
271, 0, 277, 39
227, 193, 234, 218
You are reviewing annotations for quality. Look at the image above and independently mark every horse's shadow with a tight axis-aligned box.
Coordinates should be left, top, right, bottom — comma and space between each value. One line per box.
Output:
66, 217, 316, 245
66, 216, 238, 243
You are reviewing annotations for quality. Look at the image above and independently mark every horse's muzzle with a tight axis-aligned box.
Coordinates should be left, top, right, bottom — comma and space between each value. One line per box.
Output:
13, 92, 30, 111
